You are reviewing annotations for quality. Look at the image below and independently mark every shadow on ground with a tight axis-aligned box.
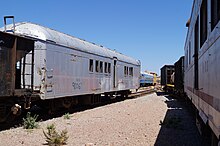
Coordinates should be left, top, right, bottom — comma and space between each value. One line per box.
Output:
154, 92, 209, 146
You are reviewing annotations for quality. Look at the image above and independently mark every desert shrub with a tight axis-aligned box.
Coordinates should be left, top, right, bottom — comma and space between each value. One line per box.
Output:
23, 112, 39, 129
43, 124, 68, 146
63, 113, 71, 120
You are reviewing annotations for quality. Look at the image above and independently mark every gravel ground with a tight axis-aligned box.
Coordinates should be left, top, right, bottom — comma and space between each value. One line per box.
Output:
0, 92, 205, 146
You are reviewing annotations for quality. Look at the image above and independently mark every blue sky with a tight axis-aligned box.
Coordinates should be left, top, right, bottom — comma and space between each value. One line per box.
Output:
1, 0, 193, 75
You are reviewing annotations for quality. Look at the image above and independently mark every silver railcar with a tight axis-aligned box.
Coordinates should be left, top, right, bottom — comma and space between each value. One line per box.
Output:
184, 0, 220, 144
0, 20, 140, 122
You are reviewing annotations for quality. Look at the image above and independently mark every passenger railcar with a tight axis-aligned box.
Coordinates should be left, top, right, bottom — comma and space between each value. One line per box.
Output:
0, 19, 140, 122
140, 72, 153, 87
184, 0, 220, 144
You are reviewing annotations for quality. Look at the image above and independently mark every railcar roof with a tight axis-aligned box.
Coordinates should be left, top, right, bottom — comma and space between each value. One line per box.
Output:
1, 22, 140, 66
141, 72, 154, 77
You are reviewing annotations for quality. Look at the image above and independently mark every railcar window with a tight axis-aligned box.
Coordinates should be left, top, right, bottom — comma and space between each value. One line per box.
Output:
186, 49, 188, 68
108, 63, 111, 73
211, 0, 220, 31
195, 17, 199, 52
129, 67, 131, 76
89, 59, 93, 72
104, 62, 108, 73
127, 67, 129, 75
95, 60, 99, 72
129, 67, 133, 76
200, 0, 207, 47
189, 42, 191, 64
100, 61, 103, 73
124, 66, 127, 76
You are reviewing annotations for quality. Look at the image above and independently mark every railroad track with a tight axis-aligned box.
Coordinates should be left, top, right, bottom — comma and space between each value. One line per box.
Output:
129, 86, 157, 98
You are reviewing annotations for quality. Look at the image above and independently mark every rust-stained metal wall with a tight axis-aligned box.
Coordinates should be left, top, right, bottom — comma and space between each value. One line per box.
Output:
0, 32, 16, 96
0, 31, 34, 97
160, 65, 174, 86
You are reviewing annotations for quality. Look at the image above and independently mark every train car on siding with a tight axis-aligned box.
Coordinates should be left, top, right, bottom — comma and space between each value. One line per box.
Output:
140, 72, 154, 87
0, 18, 140, 122
184, 0, 220, 144
174, 56, 184, 95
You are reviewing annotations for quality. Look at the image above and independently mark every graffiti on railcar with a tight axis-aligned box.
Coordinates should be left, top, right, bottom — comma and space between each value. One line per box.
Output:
72, 79, 82, 90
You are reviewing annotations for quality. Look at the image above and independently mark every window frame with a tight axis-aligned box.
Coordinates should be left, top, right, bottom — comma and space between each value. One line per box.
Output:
124, 66, 127, 76
100, 61, 103, 73
129, 67, 133, 76
104, 62, 108, 73
89, 59, 94, 72
108, 63, 111, 73
200, 0, 208, 47
211, 0, 220, 31
95, 60, 99, 72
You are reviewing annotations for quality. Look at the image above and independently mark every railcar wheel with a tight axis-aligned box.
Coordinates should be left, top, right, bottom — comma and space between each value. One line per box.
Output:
0, 101, 18, 123
62, 97, 72, 109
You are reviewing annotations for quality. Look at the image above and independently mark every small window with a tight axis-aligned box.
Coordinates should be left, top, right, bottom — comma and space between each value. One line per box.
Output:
129, 67, 133, 76
95, 60, 99, 72
200, 0, 207, 47
108, 63, 111, 73
16, 61, 21, 69
185, 50, 188, 69
100, 61, 103, 73
194, 17, 199, 53
104, 62, 108, 73
127, 67, 129, 75
189, 42, 191, 64
187, 49, 189, 67
211, 0, 220, 31
124, 66, 127, 76
89, 59, 93, 72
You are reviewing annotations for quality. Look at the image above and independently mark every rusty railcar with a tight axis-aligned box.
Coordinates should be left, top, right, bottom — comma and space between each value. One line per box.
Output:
174, 56, 184, 95
0, 31, 35, 122
160, 65, 175, 86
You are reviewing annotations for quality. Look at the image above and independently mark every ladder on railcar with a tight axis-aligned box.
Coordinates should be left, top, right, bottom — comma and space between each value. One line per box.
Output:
4, 16, 35, 92
20, 51, 34, 90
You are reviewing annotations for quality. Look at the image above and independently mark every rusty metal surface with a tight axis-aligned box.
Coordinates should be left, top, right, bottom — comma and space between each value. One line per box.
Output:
0, 32, 15, 96
0, 31, 35, 97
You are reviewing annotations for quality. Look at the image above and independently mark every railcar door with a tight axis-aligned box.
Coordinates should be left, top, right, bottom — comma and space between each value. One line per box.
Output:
113, 57, 117, 88
0, 31, 34, 96
0, 32, 15, 96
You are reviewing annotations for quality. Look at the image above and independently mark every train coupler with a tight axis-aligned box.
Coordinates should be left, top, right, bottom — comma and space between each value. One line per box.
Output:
11, 104, 21, 115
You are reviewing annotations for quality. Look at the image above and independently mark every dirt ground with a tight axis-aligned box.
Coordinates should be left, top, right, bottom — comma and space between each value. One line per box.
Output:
0, 92, 207, 146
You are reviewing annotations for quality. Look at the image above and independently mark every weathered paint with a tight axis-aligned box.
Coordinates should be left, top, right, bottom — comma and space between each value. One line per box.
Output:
1, 22, 140, 100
